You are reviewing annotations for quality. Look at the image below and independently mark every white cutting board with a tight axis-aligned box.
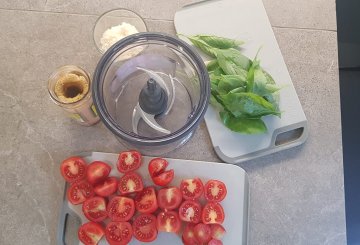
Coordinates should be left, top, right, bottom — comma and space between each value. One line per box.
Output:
60, 152, 249, 245
174, 0, 308, 163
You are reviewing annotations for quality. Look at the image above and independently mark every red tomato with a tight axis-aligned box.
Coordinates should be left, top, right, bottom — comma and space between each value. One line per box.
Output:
107, 196, 135, 222
202, 202, 225, 225
182, 223, 199, 245
82, 196, 107, 222
148, 158, 174, 186
156, 211, 181, 233
204, 180, 227, 202
194, 223, 212, 244
94, 177, 118, 197
157, 187, 182, 210
208, 239, 223, 245
86, 161, 111, 185
78, 222, 104, 245
134, 187, 158, 214
211, 224, 226, 240
132, 214, 158, 242
67, 180, 94, 205
180, 178, 204, 200
105, 221, 133, 245
118, 172, 144, 195
117, 150, 142, 173
178, 200, 202, 223
60, 156, 87, 183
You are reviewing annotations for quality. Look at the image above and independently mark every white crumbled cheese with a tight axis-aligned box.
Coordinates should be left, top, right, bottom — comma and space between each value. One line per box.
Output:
100, 22, 139, 52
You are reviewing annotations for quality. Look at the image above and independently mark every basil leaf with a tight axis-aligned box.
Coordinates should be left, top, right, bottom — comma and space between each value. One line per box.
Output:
194, 35, 244, 49
229, 87, 246, 93
187, 36, 217, 57
216, 48, 252, 70
252, 68, 281, 96
217, 75, 247, 95
217, 52, 249, 76
220, 111, 267, 134
219, 92, 280, 118
207, 60, 219, 71
210, 94, 224, 111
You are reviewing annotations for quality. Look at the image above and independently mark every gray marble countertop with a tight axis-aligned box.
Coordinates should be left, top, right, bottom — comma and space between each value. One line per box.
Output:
0, 0, 345, 244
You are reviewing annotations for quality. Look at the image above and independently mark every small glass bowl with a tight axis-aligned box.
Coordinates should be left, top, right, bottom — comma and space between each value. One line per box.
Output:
93, 9, 148, 54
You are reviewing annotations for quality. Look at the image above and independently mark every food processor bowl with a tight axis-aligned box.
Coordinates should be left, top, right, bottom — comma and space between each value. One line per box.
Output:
93, 32, 210, 155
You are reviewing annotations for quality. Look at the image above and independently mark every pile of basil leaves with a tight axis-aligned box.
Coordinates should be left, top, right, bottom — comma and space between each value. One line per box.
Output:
183, 35, 282, 134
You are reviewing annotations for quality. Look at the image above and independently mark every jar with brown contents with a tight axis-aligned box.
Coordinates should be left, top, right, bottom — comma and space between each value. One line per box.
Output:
48, 65, 100, 126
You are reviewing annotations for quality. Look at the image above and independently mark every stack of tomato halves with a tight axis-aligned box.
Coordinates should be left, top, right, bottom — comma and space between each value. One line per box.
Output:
60, 151, 227, 245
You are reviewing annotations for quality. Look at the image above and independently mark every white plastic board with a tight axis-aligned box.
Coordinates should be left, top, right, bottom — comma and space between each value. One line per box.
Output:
59, 152, 249, 245
174, 0, 308, 163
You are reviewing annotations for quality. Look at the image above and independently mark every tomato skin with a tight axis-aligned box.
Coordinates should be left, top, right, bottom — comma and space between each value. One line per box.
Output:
152, 169, 174, 186
194, 223, 212, 244
107, 196, 135, 222
156, 211, 181, 233
82, 196, 107, 222
202, 202, 225, 225
204, 180, 227, 202
134, 187, 158, 214
182, 223, 200, 245
67, 180, 94, 205
60, 156, 87, 183
180, 178, 204, 200
118, 172, 144, 195
208, 239, 223, 245
94, 177, 118, 197
157, 187, 183, 210
86, 161, 111, 185
148, 158, 174, 186
210, 224, 226, 240
117, 150, 142, 173
78, 222, 104, 245
105, 221, 133, 245
132, 214, 158, 242
178, 200, 202, 224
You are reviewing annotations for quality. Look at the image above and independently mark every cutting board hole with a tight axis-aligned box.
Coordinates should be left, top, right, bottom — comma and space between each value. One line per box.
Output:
64, 213, 81, 244
275, 127, 304, 146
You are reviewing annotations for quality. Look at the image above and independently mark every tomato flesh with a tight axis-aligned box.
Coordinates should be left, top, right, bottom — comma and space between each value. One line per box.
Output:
157, 186, 182, 210
156, 211, 181, 233
117, 150, 142, 173
179, 200, 202, 223
86, 161, 111, 185
94, 177, 118, 197
194, 223, 212, 243
204, 180, 227, 202
118, 172, 144, 195
132, 214, 158, 242
152, 170, 174, 186
67, 180, 94, 205
60, 156, 87, 183
202, 202, 225, 225
148, 158, 174, 186
208, 239, 223, 245
211, 224, 226, 240
182, 223, 199, 245
78, 222, 104, 245
105, 221, 133, 245
107, 196, 135, 222
180, 178, 204, 200
82, 196, 107, 222
135, 187, 158, 214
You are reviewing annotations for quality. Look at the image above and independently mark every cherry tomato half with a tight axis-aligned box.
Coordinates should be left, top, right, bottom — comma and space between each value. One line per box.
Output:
118, 172, 144, 195
86, 161, 111, 185
82, 196, 107, 222
180, 178, 204, 200
132, 214, 158, 243
134, 187, 158, 214
148, 158, 174, 186
60, 156, 87, 183
67, 180, 94, 205
202, 202, 225, 225
78, 222, 104, 245
204, 180, 227, 202
94, 177, 118, 197
107, 196, 135, 222
178, 200, 202, 224
105, 221, 133, 245
156, 211, 181, 233
117, 150, 142, 173
157, 186, 182, 211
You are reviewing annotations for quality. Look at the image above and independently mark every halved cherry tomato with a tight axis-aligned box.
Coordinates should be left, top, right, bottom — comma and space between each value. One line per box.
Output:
82, 196, 107, 222
60, 156, 87, 183
118, 172, 144, 195
107, 196, 135, 222
182, 223, 199, 245
148, 158, 174, 186
208, 239, 223, 245
180, 178, 204, 200
132, 214, 158, 242
178, 200, 202, 223
204, 180, 227, 202
202, 202, 225, 225
134, 187, 158, 214
86, 161, 111, 185
94, 177, 118, 197
157, 186, 182, 210
156, 211, 181, 233
194, 223, 212, 244
105, 221, 133, 245
67, 180, 94, 205
78, 222, 104, 245
117, 150, 142, 173
211, 224, 226, 240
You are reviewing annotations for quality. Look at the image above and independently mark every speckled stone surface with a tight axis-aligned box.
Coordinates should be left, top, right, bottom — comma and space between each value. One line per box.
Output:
0, 0, 345, 244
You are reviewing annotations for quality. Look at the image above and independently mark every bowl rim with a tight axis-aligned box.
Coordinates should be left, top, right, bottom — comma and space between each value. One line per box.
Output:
92, 32, 210, 146
93, 8, 148, 54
